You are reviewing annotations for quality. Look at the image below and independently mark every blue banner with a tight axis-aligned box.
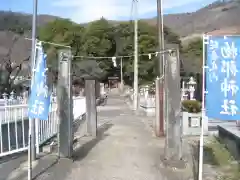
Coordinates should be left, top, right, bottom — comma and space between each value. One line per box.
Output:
28, 44, 50, 120
205, 35, 240, 120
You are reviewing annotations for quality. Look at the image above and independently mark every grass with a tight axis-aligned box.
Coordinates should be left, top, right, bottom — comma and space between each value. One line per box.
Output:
204, 137, 240, 180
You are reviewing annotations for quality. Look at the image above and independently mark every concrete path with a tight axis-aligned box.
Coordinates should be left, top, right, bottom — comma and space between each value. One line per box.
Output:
66, 95, 165, 180
2, 94, 174, 180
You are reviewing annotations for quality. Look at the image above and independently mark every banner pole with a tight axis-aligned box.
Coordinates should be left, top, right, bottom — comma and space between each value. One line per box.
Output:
28, 133, 32, 180
198, 34, 206, 180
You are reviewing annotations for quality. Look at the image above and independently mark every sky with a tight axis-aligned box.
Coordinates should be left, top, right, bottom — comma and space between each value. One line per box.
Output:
1, 0, 217, 23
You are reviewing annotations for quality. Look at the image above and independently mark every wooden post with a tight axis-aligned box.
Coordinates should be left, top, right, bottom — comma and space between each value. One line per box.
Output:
154, 77, 165, 137
85, 79, 97, 137
158, 78, 165, 136
155, 78, 159, 135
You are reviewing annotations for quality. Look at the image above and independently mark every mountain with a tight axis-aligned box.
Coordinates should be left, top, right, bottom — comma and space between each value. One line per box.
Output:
0, 11, 59, 79
0, 11, 58, 32
1, 0, 240, 37
0, 0, 240, 53
101, 0, 240, 39
160, 0, 240, 37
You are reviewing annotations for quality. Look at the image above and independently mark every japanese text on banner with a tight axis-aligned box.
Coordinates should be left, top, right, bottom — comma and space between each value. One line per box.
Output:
205, 36, 240, 120
28, 43, 50, 120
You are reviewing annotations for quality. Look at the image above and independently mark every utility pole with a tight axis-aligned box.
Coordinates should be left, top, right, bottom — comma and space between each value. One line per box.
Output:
29, 0, 38, 161
156, 0, 165, 136
133, 0, 139, 110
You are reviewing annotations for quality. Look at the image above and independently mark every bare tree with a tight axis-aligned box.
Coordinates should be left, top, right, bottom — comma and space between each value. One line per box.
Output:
0, 32, 30, 95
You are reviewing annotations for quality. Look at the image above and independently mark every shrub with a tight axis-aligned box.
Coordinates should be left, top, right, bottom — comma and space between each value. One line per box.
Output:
182, 100, 201, 113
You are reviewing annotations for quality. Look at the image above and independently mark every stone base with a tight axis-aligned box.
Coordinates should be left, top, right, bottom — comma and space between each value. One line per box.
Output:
181, 112, 208, 136
218, 125, 240, 160
160, 155, 187, 169
139, 105, 155, 117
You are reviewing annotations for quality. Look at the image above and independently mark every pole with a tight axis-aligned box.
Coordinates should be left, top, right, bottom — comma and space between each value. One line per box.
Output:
133, 0, 139, 110
29, 0, 38, 162
28, 134, 32, 180
157, 0, 164, 72
155, 77, 160, 131
120, 58, 123, 85
156, 0, 165, 136
120, 58, 124, 90
35, 118, 40, 154
198, 34, 206, 180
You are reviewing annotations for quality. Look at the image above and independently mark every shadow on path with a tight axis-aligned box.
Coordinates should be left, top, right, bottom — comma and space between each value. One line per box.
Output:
32, 157, 59, 180
2, 122, 113, 180
72, 123, 113, 161
30, 122, 113, 180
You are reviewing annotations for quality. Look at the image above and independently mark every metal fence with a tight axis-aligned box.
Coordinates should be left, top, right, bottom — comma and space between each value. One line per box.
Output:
0, 96, 84, 157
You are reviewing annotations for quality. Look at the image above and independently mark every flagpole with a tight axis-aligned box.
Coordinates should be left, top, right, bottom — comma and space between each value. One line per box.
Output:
133, 0, 139, 111
29, 0, 38, 165
198, 34, 206, 180
28, 1, 38, 179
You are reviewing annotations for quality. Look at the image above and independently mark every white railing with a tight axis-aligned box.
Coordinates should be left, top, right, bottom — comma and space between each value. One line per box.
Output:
124, 87, 156, 116
73, 96, 86, 119
0, 104, 28, 156
37, 101, 58, 147
0, 96, 86, 157
139, 94, 155, 108
139, 86, 156, 108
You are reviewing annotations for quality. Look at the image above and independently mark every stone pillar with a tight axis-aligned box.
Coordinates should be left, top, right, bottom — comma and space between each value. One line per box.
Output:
57, 49, 73, 158
85, 78, 97, 137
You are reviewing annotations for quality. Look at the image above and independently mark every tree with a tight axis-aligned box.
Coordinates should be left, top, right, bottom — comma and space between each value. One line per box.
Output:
38, 18, 86, 80
39, 18, 182, 86
0, 12, 32, 96
39, 18, 116, 80
113, 21, 158, 85
81, 18, 116, 73
114, 21, 181, 85
181, 38, 203, 74
0, 33, 30, 95
164, 26, 182, 46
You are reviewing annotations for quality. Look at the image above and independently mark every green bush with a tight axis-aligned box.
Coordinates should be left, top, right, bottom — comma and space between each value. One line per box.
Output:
182, 100, 201, 113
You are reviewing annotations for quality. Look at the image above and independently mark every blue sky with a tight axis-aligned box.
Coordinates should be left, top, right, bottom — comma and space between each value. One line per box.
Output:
1, 0, 217, 23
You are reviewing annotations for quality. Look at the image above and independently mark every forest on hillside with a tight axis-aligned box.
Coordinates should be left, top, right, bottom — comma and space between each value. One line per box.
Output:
0, 13, 202, 93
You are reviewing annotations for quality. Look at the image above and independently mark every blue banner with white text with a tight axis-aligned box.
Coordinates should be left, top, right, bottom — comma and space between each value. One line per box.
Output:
28, 43, 50, 120
205, 35, 240, 120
